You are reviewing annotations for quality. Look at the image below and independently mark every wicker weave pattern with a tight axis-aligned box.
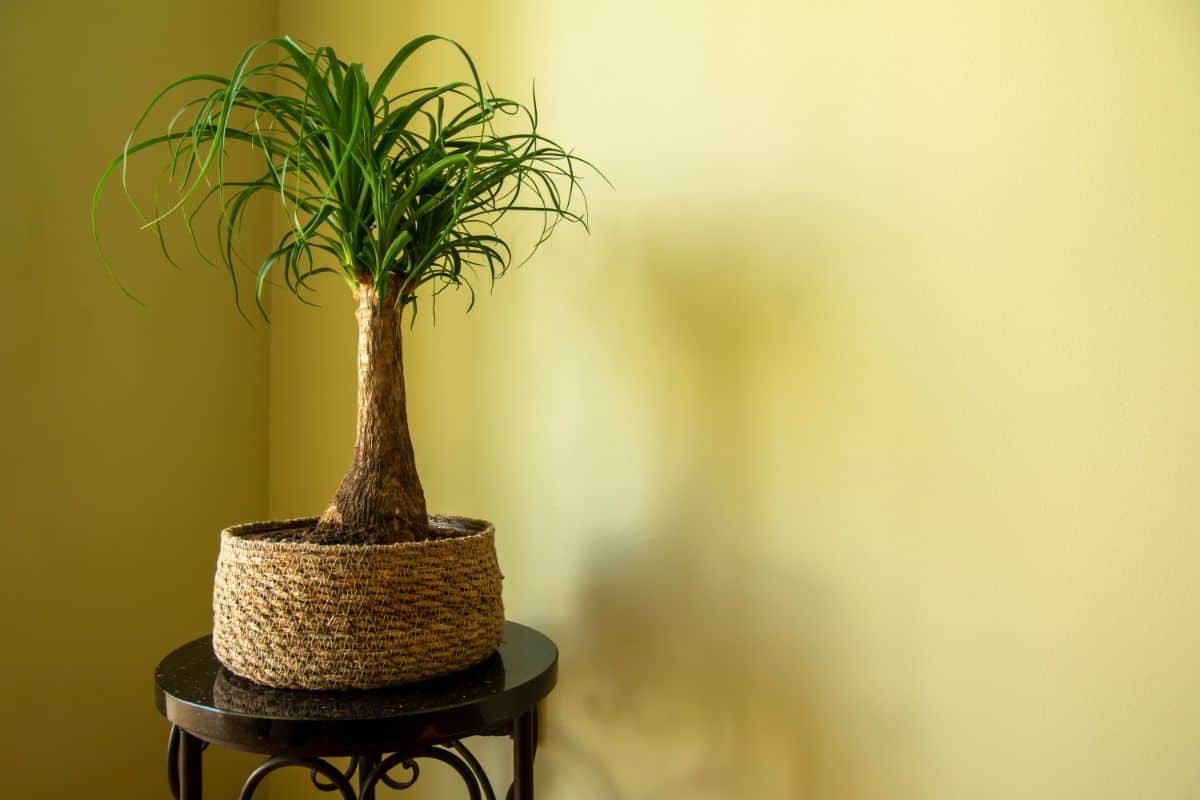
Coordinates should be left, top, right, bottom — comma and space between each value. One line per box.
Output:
212, 514, 504, 690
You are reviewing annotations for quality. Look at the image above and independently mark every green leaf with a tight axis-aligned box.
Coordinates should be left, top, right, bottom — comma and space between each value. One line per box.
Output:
92, 33, 606, 321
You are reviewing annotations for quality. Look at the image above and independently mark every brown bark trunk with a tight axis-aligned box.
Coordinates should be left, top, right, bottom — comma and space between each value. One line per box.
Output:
310, 281, 428, 545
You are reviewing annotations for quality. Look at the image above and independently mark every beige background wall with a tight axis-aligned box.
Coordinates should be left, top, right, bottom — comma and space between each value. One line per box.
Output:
0, 2, 276, 798
2, 1, 1199, 798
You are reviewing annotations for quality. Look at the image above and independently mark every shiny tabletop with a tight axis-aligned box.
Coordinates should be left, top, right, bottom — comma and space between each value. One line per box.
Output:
154, 621, 557, 756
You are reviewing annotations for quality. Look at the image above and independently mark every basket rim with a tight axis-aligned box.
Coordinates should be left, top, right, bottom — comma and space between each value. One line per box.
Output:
219, 513, 495, 554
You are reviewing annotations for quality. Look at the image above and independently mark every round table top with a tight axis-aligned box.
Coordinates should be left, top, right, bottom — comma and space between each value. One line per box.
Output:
155, 621, 557, 756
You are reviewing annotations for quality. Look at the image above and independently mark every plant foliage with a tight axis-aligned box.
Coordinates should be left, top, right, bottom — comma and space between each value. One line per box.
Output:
92, 34, 600, 319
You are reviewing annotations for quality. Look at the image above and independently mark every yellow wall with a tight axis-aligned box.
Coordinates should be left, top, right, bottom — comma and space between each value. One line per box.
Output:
269, 2, 1200, 799
4, 1, 1199, 798
0, 2, 276, 798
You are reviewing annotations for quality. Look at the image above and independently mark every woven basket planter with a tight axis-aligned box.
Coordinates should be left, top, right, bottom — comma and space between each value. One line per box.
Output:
212, 514, 504, 690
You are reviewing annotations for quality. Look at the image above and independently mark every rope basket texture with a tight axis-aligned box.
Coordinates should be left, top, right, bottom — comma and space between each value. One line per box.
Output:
212, 514, 504, 690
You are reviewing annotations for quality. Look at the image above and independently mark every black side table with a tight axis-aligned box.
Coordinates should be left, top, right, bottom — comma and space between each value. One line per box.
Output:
154, 621, 557, 799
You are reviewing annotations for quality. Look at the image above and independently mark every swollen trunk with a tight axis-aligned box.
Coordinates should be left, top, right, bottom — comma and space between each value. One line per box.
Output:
312, 283, 428, 544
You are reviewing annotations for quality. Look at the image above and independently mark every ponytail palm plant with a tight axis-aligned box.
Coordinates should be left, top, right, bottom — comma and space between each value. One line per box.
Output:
93, 35, 597, 546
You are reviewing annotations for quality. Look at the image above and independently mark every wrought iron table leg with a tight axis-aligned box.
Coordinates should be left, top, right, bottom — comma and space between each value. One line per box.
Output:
359, 753, 380, 800
179, 729, 204, 800
512, 707, 537, 800
167, 726, 180, 800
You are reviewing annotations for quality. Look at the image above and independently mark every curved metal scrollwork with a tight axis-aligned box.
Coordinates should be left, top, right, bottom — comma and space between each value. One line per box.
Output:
361, 745, 485, 800
223, 738, 495, 799
311, 756, 358, 791
239, 755, 357, 800
452, 740, 497, 800
379, 757, 419, 789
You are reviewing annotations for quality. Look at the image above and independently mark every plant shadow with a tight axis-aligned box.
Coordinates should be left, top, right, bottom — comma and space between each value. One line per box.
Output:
521, 225, 925, 800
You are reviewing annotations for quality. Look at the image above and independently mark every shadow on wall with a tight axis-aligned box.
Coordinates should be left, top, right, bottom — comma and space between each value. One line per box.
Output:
546, 521, 827, 799
531, 228, 924, 799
